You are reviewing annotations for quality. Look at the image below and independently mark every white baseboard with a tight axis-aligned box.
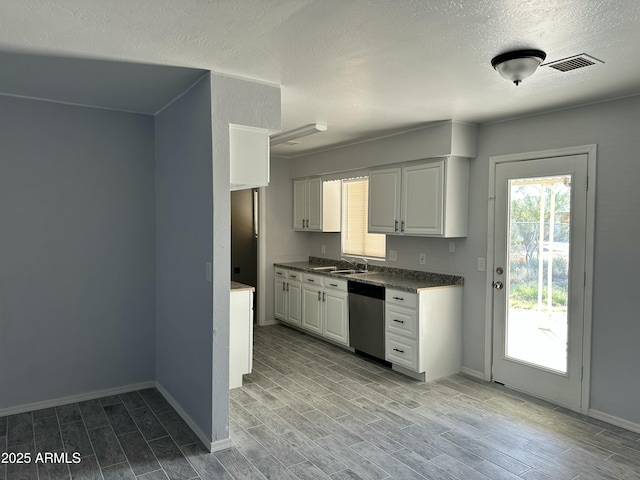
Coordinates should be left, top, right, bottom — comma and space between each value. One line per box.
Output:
155, 382, 226, 453
589, 409, 640, 434
210, 438, 233, 452
0, 381, 156, 418
460, 366, 485, 380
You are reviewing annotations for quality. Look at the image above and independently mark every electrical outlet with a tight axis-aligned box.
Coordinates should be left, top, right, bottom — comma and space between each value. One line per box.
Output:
321, 244, 326, 254
419, 253, 426, 265
389, 250, 398, 261
477, 257, 486, 272
449, 241, 456, 253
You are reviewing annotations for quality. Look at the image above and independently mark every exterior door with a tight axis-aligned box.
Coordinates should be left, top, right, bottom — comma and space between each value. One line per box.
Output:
492, 154, 588, 409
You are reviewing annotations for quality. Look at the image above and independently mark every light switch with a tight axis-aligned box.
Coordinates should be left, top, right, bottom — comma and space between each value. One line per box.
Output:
477, 258, 486, 272
389, 250, 397, 261
419, 253, 426, 265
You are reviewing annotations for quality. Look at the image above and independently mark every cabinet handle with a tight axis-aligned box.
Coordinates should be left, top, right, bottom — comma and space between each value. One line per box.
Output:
401, 220, 405, 232
308, 278, 315, 283
394, 220, 398, 232
286, 283, 290, 292
317, 291, 322, 301
290, 274, 297, 278
393, 296, 405, 301
393, 348, 405, 353
282, 283, 286, 291
322, 292, 326, 302
329, 283, 338, 287
305, 219, 309, 228
393, 319, 404, 324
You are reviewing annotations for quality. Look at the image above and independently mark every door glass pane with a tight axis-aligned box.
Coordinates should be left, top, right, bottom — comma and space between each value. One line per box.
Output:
506, 175, 572, 373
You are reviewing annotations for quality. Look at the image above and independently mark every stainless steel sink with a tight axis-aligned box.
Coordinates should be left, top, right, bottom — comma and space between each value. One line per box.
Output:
309, 266, 337, 271
331, 269, 368, 275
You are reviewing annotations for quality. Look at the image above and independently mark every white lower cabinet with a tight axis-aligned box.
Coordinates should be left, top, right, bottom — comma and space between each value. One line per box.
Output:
385, 287, 462, 381
322, 279, 349, 345
286, 271, 349, 346
274, 268, 302, 326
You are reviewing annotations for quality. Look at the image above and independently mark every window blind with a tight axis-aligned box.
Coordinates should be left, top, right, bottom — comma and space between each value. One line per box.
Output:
342, 178, 386, 258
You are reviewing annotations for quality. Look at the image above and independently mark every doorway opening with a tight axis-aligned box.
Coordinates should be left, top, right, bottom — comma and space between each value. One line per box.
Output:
231, 188, 259, 322
485, 145, 596, 412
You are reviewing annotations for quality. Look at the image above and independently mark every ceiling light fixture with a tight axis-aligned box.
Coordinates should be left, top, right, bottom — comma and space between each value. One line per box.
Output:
491, 49, 547, 86
269, 123, 327, 146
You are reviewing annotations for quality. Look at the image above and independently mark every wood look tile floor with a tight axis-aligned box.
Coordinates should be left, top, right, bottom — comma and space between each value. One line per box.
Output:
2, 324, 640, 479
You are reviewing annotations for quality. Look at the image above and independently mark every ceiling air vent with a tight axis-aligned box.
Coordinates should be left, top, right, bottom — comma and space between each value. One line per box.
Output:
543, 54, 604, 72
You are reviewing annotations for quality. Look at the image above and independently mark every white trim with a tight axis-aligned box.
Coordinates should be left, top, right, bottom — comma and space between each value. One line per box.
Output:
460, 367, 485, 380
154, 382, 221, 453
0, 381, 156, 417
210, 438, 234, 452
257, 187, 268, 326
589, 409, 640, 435
485, 144, 597, 413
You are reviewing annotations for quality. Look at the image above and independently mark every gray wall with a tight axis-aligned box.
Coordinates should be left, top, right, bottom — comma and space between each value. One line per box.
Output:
0, 95, 155, 410
287, 95, 640, 426
155, 76, 215, 440
263, 157, 313, 324
475, 96, 640, 425
208, 74, 280, 443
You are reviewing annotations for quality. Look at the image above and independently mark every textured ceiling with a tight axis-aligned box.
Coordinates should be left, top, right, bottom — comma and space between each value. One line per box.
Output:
1, 0, 639, 157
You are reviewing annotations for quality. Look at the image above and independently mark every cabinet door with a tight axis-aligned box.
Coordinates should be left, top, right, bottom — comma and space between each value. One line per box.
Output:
306, 177, 323, 231
323, 290, 349, 345
293, 179, 307, 230
301, 285, 323, 334
274, 278, 287, 321
368, 167, 401, 234
287, 281, 302, 326
402, 161, 444, 235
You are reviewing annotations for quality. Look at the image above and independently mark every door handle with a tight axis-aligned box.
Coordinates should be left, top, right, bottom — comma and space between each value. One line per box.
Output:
394, 220, 398, 232
493, 281, 504, 290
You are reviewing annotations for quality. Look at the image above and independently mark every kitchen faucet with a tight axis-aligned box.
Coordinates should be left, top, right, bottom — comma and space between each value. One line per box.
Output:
341, 257, 358, 268
341, 256, 369, 271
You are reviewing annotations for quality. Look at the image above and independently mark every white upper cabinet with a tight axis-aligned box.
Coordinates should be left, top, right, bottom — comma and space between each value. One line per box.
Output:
293, 178, 341, 232
369, 157, 468, 238
368, 167, 402, 234
229, 124, 270, 191
402, 161, 443, 235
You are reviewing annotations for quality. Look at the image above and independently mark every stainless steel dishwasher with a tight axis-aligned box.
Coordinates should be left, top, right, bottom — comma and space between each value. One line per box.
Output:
348, 280, 386, 362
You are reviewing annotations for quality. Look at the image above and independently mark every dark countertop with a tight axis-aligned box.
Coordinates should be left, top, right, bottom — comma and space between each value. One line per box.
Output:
274, 257, 463, 293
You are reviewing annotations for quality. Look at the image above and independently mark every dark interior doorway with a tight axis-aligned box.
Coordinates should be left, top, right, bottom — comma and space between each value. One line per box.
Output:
231, 189, 258, 321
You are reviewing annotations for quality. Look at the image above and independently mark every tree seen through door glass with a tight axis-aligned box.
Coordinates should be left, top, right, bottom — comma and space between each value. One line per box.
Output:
506, 175, 571, 373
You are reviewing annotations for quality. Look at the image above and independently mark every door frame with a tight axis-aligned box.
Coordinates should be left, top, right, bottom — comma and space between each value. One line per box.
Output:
484, 144, 597, 414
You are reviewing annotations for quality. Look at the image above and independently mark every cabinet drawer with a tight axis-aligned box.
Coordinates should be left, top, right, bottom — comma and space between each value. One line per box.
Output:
275, 268, 287, 278
385, 289, 417, 309
322, 277, 347, 292
385, 334, 418, 370
302, 273, 322, 285
385, 305, 418, 338
287, 270, 302, 281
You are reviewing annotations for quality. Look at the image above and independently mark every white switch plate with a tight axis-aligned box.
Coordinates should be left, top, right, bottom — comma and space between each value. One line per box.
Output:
389, 250, 397, 261
477, 257, 486, 272
449, 241, 456, 253
321, 244, 326, 254
419, 253, 426, 265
